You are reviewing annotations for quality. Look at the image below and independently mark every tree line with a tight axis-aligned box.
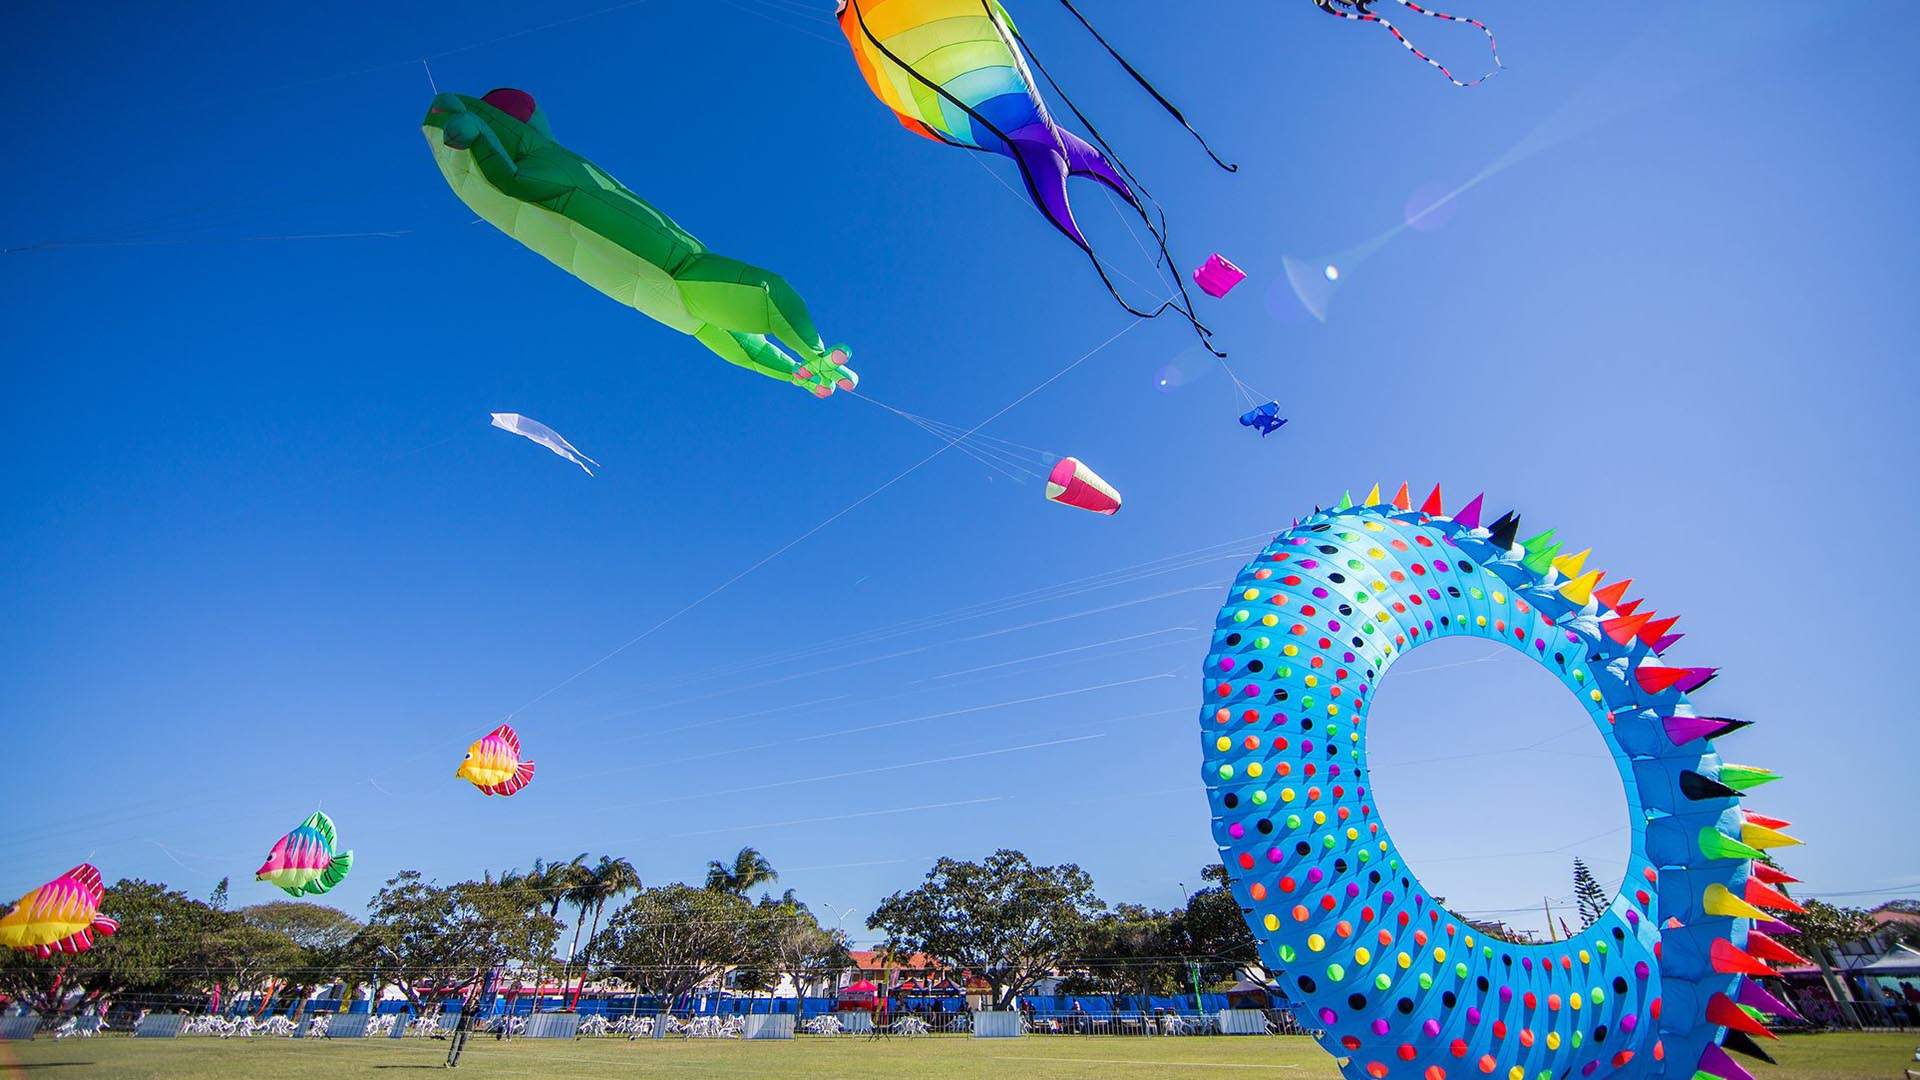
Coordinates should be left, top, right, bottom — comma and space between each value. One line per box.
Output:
0, 846, 1260, 1024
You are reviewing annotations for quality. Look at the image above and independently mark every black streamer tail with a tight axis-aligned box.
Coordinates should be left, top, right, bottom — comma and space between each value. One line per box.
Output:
1052, 0, 1238, 173
1012, 25, 1225, 357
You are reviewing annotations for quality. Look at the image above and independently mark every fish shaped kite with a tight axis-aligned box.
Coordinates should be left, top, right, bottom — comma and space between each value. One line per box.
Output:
1192, 254, 1246, 299
456, 723, 537, 797
837, 0, 1229, 351
491, 413, 598, 476
0, 864, 119, 957
1239, 400, 1288, 436
424, 88, 856, 398
1045, 456, 1121, 515
256, 811, 353, 897
1311, 0, 1502, 88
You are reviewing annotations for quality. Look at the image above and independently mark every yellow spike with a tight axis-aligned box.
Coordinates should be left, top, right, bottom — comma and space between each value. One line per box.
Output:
1557, 569, 1604, 606
1552, 548, 1591, 578
1703, 883, 1770, 920
1363, 483, 1382, 507
1741, 823, 1803, 850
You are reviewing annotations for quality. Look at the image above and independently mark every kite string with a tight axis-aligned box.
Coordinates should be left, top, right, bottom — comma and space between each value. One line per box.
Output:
498, 317, 1149, 722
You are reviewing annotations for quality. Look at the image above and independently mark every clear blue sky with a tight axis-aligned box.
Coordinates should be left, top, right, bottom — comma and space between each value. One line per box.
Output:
3, 0, 1915, 944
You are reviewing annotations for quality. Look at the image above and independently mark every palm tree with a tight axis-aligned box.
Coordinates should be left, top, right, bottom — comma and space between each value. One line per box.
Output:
566, 856, 642, 1009
705, 847, 778, 896
527, 854, 587, 1012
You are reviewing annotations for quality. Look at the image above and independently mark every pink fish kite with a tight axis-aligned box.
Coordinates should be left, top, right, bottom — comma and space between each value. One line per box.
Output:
0, 864, 119, 957
1193, 254, 1246, 298
256, 811, 353, 897
456, 723, 536, 797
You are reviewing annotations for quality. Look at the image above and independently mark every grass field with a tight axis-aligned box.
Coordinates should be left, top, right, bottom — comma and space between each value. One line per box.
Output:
2, 1032, 1915, 1080
0, 1022, 1912, 1076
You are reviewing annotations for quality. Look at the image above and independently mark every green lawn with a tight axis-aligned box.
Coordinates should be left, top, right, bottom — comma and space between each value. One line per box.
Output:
2, 1031, 1913, 1079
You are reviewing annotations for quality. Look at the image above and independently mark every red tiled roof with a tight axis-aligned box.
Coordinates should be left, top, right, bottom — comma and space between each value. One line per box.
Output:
847, 950, 939, 969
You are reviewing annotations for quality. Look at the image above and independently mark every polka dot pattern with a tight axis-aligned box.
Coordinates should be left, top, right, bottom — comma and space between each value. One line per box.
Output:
1199, 494, 1759, 1079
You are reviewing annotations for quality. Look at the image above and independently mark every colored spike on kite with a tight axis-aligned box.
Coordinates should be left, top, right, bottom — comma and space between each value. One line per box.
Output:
1663, 714, 1750, 745
1454, 492, 1484, 529
1744, 878, 1806, 914
1702, 882, 1770, 921
1636, 665, 1717, 694
1419, 483, 1444, 516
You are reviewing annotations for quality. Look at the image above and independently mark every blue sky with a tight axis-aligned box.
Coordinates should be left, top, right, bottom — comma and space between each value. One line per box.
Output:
3, 0, 1915, 944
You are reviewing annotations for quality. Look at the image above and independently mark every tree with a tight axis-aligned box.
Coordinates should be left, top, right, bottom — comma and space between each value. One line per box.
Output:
867, 849, 1105, 1010
237, 902, 364, 1015
1070, 903, 1182, 1007
564, 856, 642, 1009
1172, 865, 1261, 988
1795, 899, 1877, 1027
356, 871, 561, 1012
752, 892, 850, 1001
705, 847, 778, 897
209, 877, 230, 912
589, 884, 767, 1010
0, 879, 241, 1024
1572, 858, 1608, 930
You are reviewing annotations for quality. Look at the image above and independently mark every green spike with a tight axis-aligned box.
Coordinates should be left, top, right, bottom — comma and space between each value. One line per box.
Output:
1335, 491, 1354, 511
1717, 764, 1781, 791
1520, 527, 1558, 553
1698, 827, 1766, 862
1522, 541, 1563, 575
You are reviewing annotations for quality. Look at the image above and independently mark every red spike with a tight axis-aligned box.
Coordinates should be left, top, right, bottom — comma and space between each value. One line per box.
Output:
1705, 993, 1777, 1039
1604, 611, 1654, 644
1743, 811, 1792, 830
1743, 931, 1807, 965
1593, 579, 1632, 610
1391, 482, 1412, 510
1745, 878, 1806, 915
1710, 939, 1775, 977
1614, 598, 1643, 617
1634, 666, 1691, 694
1420, 484, 1444, 516
1637, 615, 1681, 645
1455, 493, 1485, 529
1749, 864, 1799, 887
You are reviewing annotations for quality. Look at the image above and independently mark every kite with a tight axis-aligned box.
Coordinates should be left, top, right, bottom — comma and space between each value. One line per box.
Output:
837, 0, 1230, 351
256, 811, 353, 897
424, 88, 857, 398
1238, 400, 1287, 436
1193, 254, 1247, 299
1044, 456, 1120, 515
457, 723, 537, 797
1312, 0, 1502, 88
490, 413, 598, 476
1197, 483, 1795, 1080
0, 865, 119, 957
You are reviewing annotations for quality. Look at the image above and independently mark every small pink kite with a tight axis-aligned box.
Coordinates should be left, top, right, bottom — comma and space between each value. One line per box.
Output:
1045, 457, 1122, 516
1192, 254, 1247, 299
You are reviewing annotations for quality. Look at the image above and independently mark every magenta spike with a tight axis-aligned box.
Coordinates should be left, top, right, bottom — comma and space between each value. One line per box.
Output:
1737, 979, 1802, 1021
1676, 667, 1720, 692
1455, 493, 1485, 530
1698, 1042, 1755, 1080
1755, 917, 1798, 936
1663, 716, 1722, 745
1654, 632, 1686, 652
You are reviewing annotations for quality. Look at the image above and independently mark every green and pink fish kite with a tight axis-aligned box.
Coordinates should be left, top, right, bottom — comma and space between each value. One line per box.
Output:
255, 811, 353, 897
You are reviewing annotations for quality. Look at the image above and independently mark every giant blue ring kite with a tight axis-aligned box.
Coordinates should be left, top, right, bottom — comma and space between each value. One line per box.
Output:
1200, 484, 1803, 1080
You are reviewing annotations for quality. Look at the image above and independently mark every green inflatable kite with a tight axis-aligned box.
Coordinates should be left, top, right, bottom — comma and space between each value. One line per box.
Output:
423, 88, 857, 397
